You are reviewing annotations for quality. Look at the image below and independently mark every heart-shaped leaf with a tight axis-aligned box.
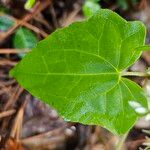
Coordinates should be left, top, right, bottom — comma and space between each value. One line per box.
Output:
10, 9, 148, 135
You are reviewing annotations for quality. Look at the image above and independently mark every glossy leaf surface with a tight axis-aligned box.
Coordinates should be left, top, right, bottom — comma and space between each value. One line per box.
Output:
10, 9, 148, 135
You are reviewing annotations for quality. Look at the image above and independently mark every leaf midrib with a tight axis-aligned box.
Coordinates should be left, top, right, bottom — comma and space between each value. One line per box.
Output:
43, 49, 118, 72
15, 72, 118, 76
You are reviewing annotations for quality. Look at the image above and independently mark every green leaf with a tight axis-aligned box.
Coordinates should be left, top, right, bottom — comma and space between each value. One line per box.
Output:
0, 7, 9, 13
82, 0, 101, 18
24, 0, 36, 10
10, 9, 148, 135
13, 27, 38, 58
117, 0, 138, 10
0, 16, 14, 31
118, 0, 128, 10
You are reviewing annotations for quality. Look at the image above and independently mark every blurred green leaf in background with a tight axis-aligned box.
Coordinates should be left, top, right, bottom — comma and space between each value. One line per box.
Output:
0, 16, 14, 32
24, 0, 36, 10
118, 0, 138, 10
13, 27, 38, 58
82, 0, 101, 18
0, 6, 9, 13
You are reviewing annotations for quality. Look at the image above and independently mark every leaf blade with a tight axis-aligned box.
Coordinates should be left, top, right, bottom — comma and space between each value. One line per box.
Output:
10, 9, 148, 135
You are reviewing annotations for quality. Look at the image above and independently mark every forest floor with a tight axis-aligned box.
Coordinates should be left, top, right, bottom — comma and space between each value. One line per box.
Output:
0, 0, 150, 150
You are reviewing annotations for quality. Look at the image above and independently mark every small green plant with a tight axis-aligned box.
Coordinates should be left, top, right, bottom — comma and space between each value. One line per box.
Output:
10, 9, 150, 135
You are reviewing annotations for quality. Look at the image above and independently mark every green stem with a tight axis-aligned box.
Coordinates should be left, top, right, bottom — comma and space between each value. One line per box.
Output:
121, 71, 150, 77
116, 133, 128, 150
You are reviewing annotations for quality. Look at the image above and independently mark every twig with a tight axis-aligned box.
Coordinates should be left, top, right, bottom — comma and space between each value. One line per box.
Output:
4, 85, 24, 110
10, 107, 23, 140
126, 138, 146, 147
1, 86, 24, 135
139, 0, 145, 9
23, 1, 51, 22
0, 87, 11, 95
0, 60, 17, 66
0, 74, 9, 78
61, 6, 81, 27
10, 95, 30, 141
0, 86, 23, 148
21, 127, 66, 149
22, 22, 48, 37
0, 80, 16, 87
49, 4, 59, 28
0, 23, 19, 41
21, 127, 66, 143
0, 109, 16, 119
0, 49, 30, 54
22, 136, 65, 148
1, 14, 48, 38
33, 13, 52, 31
